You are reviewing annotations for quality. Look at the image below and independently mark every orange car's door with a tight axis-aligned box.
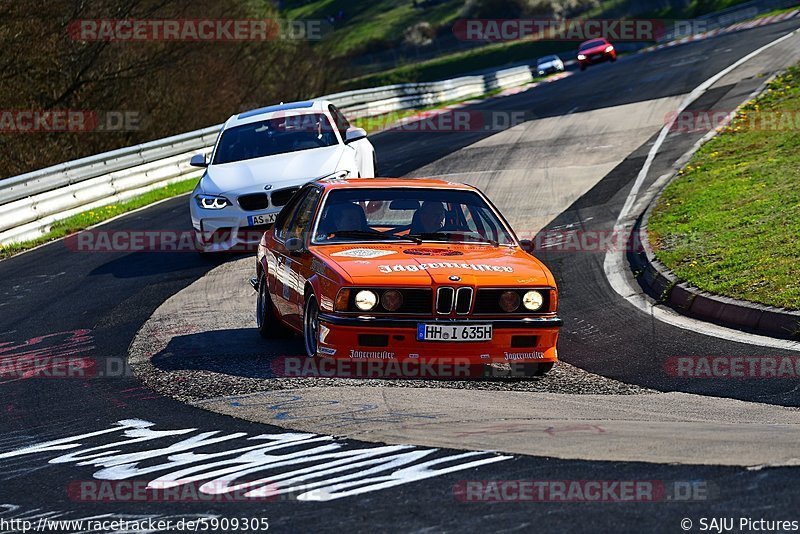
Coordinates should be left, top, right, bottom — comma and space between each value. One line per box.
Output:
269, 188, 312, 320
276, 186, 322, 329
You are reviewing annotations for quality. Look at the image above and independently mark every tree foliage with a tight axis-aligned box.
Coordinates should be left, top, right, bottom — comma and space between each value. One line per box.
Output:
0, 0, 340, 178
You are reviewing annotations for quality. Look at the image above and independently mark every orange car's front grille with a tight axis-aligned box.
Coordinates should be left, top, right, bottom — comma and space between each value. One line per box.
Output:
436, 286, 474, 315
455, 287, 473, 315
436, 287, 454, 314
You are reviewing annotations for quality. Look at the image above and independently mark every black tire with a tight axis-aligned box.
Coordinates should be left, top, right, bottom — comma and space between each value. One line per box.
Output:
256, 273, 285, 339
509, 362, 555, 378
533, 362, 555, 376
303, 294, 320, 357
580, 64, 586, 71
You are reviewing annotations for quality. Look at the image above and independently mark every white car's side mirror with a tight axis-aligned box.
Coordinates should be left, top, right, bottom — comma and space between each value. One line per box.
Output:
344, 127, 367, 144
190, 154, 208, 168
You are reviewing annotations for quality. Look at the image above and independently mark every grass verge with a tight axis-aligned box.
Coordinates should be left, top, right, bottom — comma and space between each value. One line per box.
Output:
647, 65, 800, 310
0, 177, 198, 260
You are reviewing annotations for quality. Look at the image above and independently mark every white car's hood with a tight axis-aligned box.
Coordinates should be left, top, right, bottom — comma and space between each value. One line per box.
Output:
201, 145, 346, 194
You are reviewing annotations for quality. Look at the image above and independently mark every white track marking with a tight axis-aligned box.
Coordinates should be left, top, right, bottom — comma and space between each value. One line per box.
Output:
617, 29, 798, 223
605, 28, 800, 352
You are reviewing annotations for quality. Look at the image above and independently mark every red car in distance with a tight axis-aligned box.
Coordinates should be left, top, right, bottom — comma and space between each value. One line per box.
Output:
577, 38, 616, 71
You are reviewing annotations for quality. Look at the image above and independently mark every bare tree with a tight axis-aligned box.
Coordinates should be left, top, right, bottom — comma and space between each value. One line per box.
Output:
0, 0, 339, 178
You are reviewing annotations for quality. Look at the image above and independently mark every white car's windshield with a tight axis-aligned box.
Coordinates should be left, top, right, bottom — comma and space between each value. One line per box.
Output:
312, 187, 516, 246
214, 113, 339, 164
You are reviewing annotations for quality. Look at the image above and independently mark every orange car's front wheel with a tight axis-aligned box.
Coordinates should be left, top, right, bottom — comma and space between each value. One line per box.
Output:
303, 294, 320, 357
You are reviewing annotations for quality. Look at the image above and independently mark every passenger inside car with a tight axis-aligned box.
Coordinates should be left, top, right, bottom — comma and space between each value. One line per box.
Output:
410, 201, 446, 234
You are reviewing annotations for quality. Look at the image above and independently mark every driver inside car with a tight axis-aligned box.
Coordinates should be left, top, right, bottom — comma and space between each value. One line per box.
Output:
317, 202, 369, 240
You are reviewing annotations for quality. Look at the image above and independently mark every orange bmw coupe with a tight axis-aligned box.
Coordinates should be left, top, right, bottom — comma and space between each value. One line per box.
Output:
252, 178, 562, 377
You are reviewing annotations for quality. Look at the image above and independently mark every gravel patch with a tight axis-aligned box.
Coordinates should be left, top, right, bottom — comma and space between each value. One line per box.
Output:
129, 257, 654, 405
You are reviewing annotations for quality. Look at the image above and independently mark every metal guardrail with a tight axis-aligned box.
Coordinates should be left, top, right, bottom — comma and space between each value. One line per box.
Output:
0, 64, 535, 246
2, 0, 796, 247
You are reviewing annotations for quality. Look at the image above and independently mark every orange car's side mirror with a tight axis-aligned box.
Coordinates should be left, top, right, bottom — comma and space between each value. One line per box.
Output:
519, 239, 535, 253
285, 237, 305, 255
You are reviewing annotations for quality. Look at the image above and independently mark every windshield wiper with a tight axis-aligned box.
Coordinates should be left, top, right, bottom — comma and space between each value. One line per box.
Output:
407, 232, 499, 247
333, 230, 421, 243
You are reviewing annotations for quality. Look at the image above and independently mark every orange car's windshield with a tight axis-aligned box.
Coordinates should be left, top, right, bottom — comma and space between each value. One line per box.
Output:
312, 188, 516, 246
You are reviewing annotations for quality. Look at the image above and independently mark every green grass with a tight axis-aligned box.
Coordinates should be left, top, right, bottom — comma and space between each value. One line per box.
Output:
283, 0, 764, 61
282, 0, 464, 58
0, 177, 198, 260
751, 5, 799, 19
647, 65, 800, 310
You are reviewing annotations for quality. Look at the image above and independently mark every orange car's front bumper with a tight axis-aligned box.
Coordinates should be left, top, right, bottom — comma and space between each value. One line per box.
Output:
317, 314, 561, 364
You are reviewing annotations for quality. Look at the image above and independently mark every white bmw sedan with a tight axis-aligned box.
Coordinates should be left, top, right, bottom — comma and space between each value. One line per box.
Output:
189, 100, 377, 252
536, 55, 565, 76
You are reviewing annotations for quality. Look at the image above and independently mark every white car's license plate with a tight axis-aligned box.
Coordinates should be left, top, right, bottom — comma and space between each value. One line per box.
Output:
416, 323, 492, 342
247, 213, 277, 226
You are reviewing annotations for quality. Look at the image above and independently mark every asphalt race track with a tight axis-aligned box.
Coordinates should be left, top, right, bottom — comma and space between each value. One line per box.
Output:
2, 19, 800, 533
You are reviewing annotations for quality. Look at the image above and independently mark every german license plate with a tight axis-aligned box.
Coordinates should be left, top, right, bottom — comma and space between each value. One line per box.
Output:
247, 213, 277, 226
416, 323, 492, 342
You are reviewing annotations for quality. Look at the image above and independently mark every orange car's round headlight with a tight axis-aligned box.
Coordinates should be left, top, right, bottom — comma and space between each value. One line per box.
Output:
355, 290, 378, 311
523, 290, 544, 311
499, 291, 520, 312
381, 290, 403, 312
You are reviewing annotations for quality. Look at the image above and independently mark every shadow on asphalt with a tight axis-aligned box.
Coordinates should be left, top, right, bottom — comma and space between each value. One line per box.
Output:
151, 328, 301, 378
89, 250, 247, 278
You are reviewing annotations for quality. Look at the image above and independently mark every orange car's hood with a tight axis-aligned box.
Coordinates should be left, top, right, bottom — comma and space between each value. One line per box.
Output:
313, 243, 554, 287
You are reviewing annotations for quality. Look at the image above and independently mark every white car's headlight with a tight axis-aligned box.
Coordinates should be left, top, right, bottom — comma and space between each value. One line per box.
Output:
522, 290, 545, 311
318, 170, 351, 180
355, 290, 378, 311
195, 194, 230, 210
577, 54, 586, 60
